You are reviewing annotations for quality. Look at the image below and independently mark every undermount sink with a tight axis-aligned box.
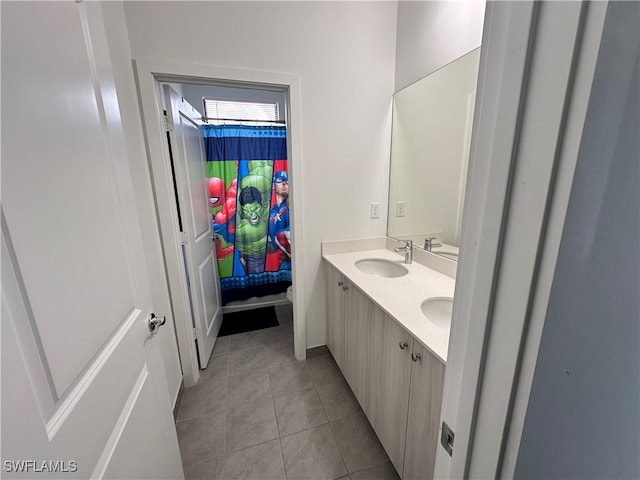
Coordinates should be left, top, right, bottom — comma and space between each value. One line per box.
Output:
355, 258, 409, 278
420, 297, 453, 327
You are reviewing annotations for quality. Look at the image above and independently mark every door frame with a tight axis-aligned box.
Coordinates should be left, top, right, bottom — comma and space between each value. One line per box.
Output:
134, 59, 306, 387
436, 1, 609, 477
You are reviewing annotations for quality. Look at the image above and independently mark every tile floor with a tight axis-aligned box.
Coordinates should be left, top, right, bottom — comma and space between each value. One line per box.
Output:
176, 304, 400, 480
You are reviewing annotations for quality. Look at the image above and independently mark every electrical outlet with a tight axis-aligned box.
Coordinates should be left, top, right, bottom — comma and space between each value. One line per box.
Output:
396, 201, 406, 217
370, 202, 380, 219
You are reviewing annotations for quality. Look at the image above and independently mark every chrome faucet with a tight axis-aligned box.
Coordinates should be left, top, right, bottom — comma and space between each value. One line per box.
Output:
424, 237, 442, 251
394, 240, 413, 264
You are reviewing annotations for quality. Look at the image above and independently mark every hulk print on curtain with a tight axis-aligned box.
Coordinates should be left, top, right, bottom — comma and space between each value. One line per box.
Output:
204, 125, 291, 305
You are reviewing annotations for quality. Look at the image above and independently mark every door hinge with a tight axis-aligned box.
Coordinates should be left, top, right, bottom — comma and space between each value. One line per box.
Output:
163, 115, 173, 133
179, 231, 188, 245
192, 327, 201, 340
441, 421, 455, 457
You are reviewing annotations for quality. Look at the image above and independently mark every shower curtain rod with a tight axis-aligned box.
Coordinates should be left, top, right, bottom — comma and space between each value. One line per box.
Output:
202, 117, 286, 125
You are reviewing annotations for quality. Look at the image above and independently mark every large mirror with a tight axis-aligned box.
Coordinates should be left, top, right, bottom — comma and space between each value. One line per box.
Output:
387, 48, 481, 261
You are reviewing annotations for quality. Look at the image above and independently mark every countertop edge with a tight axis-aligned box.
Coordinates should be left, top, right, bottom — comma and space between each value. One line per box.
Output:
323, 248, 452, 365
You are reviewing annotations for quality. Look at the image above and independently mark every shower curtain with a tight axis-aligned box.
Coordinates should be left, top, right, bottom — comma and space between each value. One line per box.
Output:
204, 125, 291, 305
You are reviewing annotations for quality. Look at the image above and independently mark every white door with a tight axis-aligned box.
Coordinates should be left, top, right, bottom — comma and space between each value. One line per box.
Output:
164, 85, 223, 369
1, 2, 183, 479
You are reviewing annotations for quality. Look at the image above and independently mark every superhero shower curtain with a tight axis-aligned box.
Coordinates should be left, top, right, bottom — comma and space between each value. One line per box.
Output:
204, 125, 291, 305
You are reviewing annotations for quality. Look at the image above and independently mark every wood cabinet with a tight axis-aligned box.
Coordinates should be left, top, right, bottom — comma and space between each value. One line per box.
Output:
324, 261, 446, 480
325, 263, 371, 409
344, 283, 371, 409
325, 264, 346, 370
367, 305, 413, 476
403, 341, 446, 480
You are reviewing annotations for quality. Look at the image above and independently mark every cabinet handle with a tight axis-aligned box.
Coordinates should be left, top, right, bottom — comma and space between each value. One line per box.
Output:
343, 284, 349, 291
399, 341, 409, 350
338, 281, 343, 287
411, 352, 422, 362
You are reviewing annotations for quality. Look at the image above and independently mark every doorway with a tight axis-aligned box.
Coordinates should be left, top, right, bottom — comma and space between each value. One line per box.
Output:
134, 59, 306, 388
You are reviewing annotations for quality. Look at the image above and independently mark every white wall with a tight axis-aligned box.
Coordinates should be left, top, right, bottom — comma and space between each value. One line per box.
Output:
123, 1, 398, 348
395, 0, 485, 92
514, 2, 639, 477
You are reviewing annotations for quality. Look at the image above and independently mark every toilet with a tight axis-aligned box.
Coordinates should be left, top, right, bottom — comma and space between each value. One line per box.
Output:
286, 285, 293, 303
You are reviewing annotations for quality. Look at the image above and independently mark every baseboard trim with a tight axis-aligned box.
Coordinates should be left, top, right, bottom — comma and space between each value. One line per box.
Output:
173, 379, 184, 421
306, 345, 329, 358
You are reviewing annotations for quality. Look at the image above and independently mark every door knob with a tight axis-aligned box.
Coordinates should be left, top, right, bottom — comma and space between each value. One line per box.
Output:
148, 313, 166, 334
411, 352, 422, 362
399, 341, 409, 350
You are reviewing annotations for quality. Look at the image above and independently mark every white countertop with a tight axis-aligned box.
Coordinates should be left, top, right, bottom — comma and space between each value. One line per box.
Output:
323, 248, 455, 364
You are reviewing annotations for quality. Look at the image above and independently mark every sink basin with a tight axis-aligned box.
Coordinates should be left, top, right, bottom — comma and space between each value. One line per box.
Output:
355, 258, 409, 278
420, 297, 453, 326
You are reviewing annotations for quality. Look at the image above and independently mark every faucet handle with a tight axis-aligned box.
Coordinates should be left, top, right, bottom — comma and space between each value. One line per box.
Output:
394, 240, 412, 251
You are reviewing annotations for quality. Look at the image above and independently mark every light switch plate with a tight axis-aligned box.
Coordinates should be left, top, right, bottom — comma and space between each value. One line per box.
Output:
396, 201, 406, 217
370, 202, 380, 219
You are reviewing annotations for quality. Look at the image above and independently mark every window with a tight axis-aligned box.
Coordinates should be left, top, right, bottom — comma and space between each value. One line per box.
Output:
203, 99, 280, 124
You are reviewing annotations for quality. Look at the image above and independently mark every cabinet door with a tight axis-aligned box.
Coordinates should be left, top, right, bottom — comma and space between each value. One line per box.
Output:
344, 282, 371, 410
367, 306, 412, 476
325, 264, 346, 370
403, 342, 446, 480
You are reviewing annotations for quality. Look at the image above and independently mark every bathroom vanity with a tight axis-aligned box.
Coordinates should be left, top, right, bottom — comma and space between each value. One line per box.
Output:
322, 239, 455, 479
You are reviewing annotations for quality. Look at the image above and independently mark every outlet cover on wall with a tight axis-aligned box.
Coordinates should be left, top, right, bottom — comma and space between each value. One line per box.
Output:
396, 201, 406, 217
370, 202, 380, 219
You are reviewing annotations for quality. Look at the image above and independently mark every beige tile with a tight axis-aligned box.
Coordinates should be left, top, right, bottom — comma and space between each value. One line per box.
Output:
224, 398, 278, 453
199, 354, 229, 383
264, 339, 298, 369
227, 346, 268, 377
268, 362, 314, 397
281, 424, 348, 480
307, 354, 344, 386
177, 411, 226, 467
331, 413, 389, 473
227, 368, 272, 407
316, 379, 361, 422
228, 330, 264, 352
262, 324, 294, 348
178, 376, 228, 421
222, 439, 286, 480
350, 461, 400, 480
274, 387, 328, 436
184, 453, 224, 480
212, 336, 230, 357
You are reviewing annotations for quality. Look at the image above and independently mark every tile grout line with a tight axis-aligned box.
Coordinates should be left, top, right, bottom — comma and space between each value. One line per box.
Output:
311, 361, 351, 479
269, 362, 291, 480
278, 428, 289, 480
185, 317, 393, 479
327, 416, 351, 479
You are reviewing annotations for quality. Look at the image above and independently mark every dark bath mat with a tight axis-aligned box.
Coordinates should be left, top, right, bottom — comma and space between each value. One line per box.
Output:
218, 306, 279, 337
